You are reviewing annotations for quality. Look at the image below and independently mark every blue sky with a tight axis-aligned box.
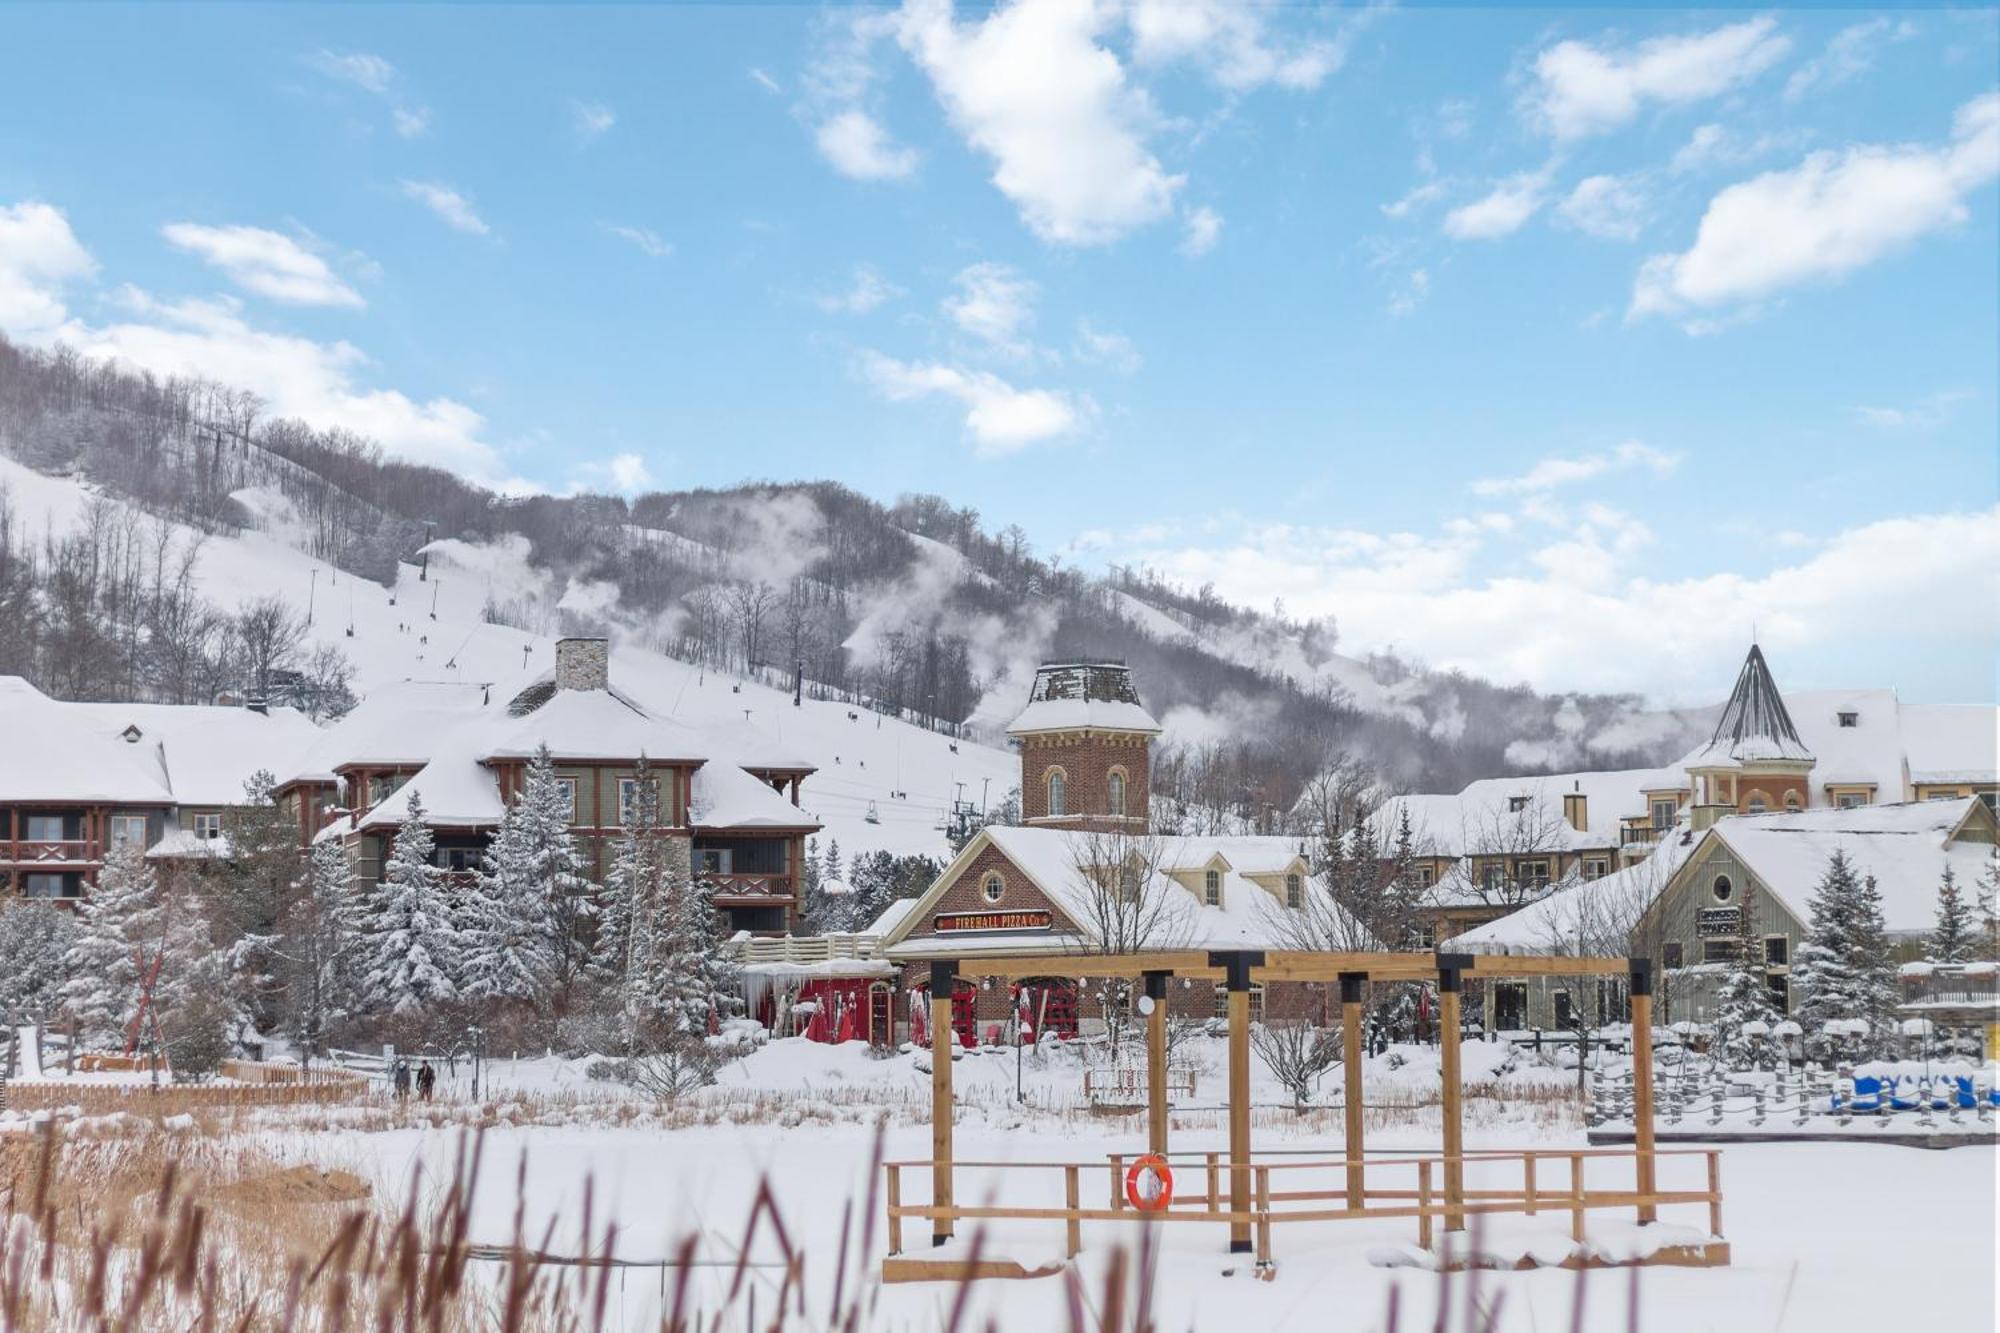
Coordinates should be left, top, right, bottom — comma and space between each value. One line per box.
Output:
1, 3, 1995, 705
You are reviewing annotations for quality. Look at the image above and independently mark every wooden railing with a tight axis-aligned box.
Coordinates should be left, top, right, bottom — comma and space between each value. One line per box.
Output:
1083, 1065, 1198, 1104
883, 1146, 1722, 1267
707, 874, 794, 902
734, 932, 882, 964
3, 840, 95, 864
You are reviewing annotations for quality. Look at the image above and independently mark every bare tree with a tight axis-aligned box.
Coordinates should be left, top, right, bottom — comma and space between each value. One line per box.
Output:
1456, 795, 1573, 910
1250, 1020, 1343, 1113
1064, 830, 1195, 1056
726, 579, 775, 671
231, 595, 307, 703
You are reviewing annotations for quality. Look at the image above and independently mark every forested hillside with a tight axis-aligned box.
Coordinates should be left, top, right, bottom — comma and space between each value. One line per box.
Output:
0, 333, 1700, 817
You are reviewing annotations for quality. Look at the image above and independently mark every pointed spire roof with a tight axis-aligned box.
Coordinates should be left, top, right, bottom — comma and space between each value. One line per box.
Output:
1682, 644, 1815, 768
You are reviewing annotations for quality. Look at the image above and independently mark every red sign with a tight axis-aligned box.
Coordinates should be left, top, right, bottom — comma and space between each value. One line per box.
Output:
933, 909, 1053, 934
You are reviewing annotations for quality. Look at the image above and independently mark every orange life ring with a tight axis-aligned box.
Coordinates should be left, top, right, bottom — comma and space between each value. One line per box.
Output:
1123, 1154, 1174, 1212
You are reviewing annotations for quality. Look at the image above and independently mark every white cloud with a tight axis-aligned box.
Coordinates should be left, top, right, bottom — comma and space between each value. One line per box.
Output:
310, 50, 396, 95
942, 262, 1037, 353
815, 264, 901, 314
1179, 205, 1223, 256
1443, 168, 1552, 240
574, 452, 653, 495
1853, 390, 1971, 430
1125, 0, 1344, 91
161, 223, 363, 308
1382, 178, 1451, 219
1115, 504, 2000, 703
893, 0, 1182, 245
392, 106, 432, 138
601, 223, 672, 258
1527, 18, 1791, 140
858, 350, 1089, 455
1556, 174, 1648, 240
1073, 319, 1140, 372
1386, 267, 1430, 317
749, 67, 782, 95
572, 100, 617, 140
1785, 18, 1915, 102
815, 109, 919, 181
0, 202, 97, 335
400, 181, 491, 236
1632, 93, 2000, 323
1473, 441, 1681, 496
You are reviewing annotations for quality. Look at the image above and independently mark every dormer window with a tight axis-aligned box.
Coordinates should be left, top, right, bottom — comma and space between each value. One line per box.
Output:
1046, 769, 1067, 818
1284, 873, 1302, 909
120, 724, 143, 743
1508, 796, 1529, 813
1837, 711, 1858, 728
1204, 868, 1220, 906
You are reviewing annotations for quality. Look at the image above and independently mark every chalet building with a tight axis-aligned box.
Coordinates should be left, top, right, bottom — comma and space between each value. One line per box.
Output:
878, 663, 1372, 1044
0, 676, 317, 900
1378, 644, 1998, 950
283, 638, 821, 935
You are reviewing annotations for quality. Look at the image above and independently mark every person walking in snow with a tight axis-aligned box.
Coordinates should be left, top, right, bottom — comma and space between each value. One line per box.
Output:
391, 1060, 410, 1100
417, 1060, 436, 1102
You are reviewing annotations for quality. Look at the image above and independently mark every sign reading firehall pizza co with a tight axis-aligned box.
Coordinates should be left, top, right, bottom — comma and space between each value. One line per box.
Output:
933, 909, 1054, 934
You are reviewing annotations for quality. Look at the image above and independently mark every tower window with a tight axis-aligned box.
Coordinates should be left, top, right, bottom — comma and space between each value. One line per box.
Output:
1108, 769, 1126, 818
1047, 769, 1067, 818
1203, 868, 1220, 906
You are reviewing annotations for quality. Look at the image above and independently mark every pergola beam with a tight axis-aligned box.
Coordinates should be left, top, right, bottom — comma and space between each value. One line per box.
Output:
1213, 949, 1263, 1255
926, 949, 1631, 984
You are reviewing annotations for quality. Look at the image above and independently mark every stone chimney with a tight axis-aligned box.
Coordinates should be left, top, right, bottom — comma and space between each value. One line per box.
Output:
554, 637, 610, 692
1562, 787, 1587, 833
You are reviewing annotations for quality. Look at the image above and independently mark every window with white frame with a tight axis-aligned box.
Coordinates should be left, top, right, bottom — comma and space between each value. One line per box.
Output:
109, 814, 148, 849
618, 777, 661, 825
981, 871, 1005, 904
552, 777, 577, 821
695, 847, 733, 877
1046, 769, 1067, 818
1284, 872, 1302, 908
192, 812, 223, 840
1203, 868, 1220, 906
1650, 799, 1677, 830
1836, 791, 1869, 810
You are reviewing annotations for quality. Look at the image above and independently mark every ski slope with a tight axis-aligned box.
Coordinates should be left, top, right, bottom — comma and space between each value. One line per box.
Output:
0, 457, 1018, 860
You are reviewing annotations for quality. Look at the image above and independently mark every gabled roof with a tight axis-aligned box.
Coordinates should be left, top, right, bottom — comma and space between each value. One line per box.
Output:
481, 687, 709, 764
1679, 644, 1814, 768
883, 825, 1374, 960
280, 681, 493, 786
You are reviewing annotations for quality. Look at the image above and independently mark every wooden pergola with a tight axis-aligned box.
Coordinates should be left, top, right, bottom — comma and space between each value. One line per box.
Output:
885, 948, 1716, 1278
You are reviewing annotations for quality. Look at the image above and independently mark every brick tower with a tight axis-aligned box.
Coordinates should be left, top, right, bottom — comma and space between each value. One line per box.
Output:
1007, 662, 1161, 833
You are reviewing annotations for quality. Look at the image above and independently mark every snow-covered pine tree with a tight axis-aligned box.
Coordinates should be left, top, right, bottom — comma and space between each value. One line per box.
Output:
356, 794, 461, 1018
0, 900, 79, 1021
1710, 880, 1780, 1068
1929, 866, 1973, 964
1793, 851, 1897, 1061
152, 890, 232, 1079
657, 857, 739, 1037
275, 839, 356, 1069
60, 843, 160, 1046
216, 769, 304, 1038
461, 748, 581, 1009
596, 757, 674, 1039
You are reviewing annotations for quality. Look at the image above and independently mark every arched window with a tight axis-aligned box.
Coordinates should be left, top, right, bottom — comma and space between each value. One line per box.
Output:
1712, 875, 1734, 903
1108, 769, 1126, 818
1047, 769, 1067, 818
1203, 868, 1221, 906
1285, 873, 1303, 909
1745, 796, 1767, 814
1784, 790, 1802, 810
982, 871, 1005, 904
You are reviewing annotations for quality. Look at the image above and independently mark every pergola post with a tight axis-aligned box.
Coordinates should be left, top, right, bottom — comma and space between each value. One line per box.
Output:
1212, 950, 1263, 1254
929, 959, 958, 1247
1629, 958, 1657, 1225
1339, 971, 1367, 1209
1143, 970, 1170, 1157
1437, 954, 1470, 1235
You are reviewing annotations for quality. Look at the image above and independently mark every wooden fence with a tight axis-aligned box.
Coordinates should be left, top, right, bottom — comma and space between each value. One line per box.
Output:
884, 1146, 1723, 1268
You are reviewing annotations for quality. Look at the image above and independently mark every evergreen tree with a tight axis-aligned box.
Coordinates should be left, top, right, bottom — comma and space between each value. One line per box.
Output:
60, 844, 160, 1046
273, 839, 357, 1069
462, 747, 582, 1008
1710, 881, 1780, 1068
0, 901, 79, 1021
356, 794, 461, 1018
655, 861, 739, 1037
1793, 851, 1898, 1061
1929, 866, 1973, 964
216, 769, 304, 1037
152, 891, 232, 1079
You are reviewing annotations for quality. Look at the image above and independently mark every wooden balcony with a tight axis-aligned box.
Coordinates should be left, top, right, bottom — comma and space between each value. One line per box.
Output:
707, 873, 795, 905
2, 839, 97, 866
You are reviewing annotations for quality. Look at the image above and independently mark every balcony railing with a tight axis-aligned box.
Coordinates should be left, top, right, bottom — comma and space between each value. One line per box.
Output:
3, 839, 95, 865
706, 873, 794, 903
1900, 964, 1998, 1010
733, 932, 882, 965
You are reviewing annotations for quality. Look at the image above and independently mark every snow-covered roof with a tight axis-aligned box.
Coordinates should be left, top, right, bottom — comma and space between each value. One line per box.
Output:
280, 681, 492, 785
0, 675, 313, 807
691, 761, 816, 829
145, 829, 233, 860
1453, 826, 1702, 954
885, 825, 1374, 960
1007, 661, 1161, 737
1707, 798, 1996, 936
864, 896, 922, 938
481, 686, 710, 764
697, 716, 815, 772
1900, 703, 1998, 785
1679, 645, 1814, 769
1376, 766, 1684, 859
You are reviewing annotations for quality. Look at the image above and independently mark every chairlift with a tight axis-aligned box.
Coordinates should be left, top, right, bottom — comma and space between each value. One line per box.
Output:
865, 802, 881, 825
